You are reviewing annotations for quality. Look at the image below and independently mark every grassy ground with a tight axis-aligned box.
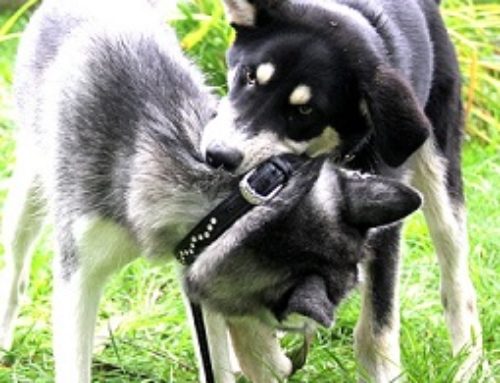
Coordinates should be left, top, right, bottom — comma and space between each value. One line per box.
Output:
0, 0, 499, 382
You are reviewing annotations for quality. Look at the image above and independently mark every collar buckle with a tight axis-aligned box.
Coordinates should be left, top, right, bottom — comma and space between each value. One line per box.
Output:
239, 168, 284, 205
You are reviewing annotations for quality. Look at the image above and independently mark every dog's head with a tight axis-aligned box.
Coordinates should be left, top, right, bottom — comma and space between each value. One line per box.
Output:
201, 0, 430, 173
183, 158, 422, 328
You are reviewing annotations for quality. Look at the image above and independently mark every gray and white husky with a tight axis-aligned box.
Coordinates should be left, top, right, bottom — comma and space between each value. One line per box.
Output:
0, 1, 421, 382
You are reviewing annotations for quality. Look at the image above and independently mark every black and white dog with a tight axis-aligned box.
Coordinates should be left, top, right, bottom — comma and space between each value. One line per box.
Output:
201, 0, 484, 381
0, 0, 422, 382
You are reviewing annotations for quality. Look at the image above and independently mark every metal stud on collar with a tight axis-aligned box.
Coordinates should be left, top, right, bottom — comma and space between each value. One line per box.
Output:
177, 217, 219, 264
343, 153, 356, 163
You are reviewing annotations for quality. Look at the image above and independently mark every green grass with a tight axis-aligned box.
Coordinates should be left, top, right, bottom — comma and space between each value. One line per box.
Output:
0, 0, 499, 382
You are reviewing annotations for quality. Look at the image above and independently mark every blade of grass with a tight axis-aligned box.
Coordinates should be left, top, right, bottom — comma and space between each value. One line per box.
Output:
0, 0, 38, 36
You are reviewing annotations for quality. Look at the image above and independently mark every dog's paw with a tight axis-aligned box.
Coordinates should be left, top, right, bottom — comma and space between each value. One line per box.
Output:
454, 352, 492, 383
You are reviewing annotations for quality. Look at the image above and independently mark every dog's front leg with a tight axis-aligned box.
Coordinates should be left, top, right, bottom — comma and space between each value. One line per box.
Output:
52, 215, 139, 383
52, 267, 105, 383
354, 225, 403, 383
411, 141, 483, 381
0, 167, 46, 351
227, 317, 292, 383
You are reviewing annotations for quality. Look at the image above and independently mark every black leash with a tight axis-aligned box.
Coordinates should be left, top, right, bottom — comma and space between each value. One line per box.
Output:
175, 154, 305, 383
190, 301, 215, 383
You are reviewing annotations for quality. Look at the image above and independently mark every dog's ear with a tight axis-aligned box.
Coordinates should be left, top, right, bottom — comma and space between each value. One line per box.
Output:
342, 171, 422, 229
222, 0, 282, 27
361, 66, 431, 167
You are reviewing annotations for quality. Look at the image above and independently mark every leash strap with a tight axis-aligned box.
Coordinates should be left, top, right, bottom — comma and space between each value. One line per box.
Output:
190, 301, 215, 383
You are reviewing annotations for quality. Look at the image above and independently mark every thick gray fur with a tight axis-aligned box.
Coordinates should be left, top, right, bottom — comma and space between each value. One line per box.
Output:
14, 0, 228, 274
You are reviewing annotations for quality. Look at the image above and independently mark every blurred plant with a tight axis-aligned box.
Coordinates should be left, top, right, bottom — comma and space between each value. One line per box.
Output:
170, 0, 234, 94
0, 0, 38, 43
443, 0, 500, 142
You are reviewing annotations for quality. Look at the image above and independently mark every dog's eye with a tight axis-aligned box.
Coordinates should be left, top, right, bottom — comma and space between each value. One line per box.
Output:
297, 105, 313, 116
245, 68, 257, 85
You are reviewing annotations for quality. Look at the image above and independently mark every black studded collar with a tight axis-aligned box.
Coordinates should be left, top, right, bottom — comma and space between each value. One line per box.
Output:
174, 154, 306, 266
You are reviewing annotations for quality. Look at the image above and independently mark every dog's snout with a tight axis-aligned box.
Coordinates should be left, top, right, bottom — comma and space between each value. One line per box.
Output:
205, 144, 243, 171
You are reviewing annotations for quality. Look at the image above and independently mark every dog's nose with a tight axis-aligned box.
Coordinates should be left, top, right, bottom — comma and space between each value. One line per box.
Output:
205, 144, 243, 171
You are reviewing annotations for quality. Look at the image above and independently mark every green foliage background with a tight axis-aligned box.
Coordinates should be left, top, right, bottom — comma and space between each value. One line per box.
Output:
0, 0, 498, 382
